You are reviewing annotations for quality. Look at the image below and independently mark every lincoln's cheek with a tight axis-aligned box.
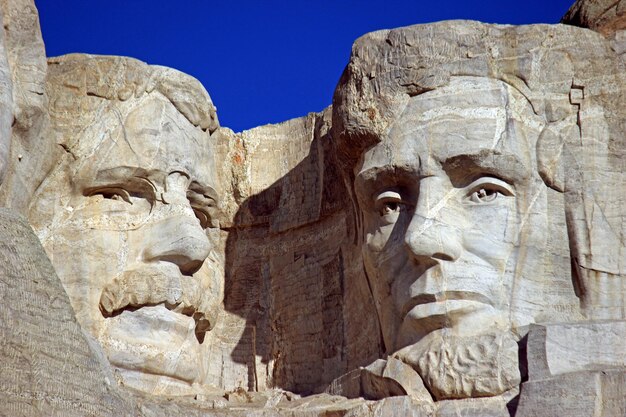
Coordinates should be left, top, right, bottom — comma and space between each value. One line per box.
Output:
366, 230, 388, 254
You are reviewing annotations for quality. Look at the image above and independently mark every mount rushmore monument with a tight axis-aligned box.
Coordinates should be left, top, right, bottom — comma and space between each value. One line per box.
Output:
0, 0, 624, 415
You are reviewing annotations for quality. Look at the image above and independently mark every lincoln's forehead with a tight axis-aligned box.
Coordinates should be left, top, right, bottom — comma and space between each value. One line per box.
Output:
358, 77, 541, 179
403, 77, 512, 117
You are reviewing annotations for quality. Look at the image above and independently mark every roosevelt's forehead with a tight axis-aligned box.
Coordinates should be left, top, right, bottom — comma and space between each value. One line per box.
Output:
75, 95, 216, 188
358, 77, 542, 176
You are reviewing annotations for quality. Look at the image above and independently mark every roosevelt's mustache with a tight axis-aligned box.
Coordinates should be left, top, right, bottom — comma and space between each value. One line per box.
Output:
99, 263, 213, 336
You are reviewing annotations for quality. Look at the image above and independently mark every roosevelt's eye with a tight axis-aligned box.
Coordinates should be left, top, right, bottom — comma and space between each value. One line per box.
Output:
85, 187, 132, 204
465, 177, 514, 204
84, 177, 157, 206
191, 206, 214, 229
85, 187, 133, 204
188, 190, 218, 229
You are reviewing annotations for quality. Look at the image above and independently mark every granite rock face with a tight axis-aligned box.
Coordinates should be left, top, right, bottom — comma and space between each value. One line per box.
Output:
562, 0, 626, 36
331, 17, 625, 404
215, 109, 382, 394
0, 0, 624, 416
29, 54, 224, 397
0, 0, 53, 212
0, 208, 134, 417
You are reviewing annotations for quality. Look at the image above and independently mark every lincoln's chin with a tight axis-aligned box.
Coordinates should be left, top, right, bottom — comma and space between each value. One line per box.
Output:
394, 329, 521, 400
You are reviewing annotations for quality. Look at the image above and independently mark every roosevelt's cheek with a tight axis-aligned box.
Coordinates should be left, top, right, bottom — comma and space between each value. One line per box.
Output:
45, 223, 128, 334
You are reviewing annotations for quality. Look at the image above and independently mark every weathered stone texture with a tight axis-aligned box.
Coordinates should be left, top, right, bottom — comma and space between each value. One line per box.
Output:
0, 208, 133, 416
516, 370, 626, 417
330, 16, 625, 411
562, 0, 626, 36
217, 109, 381, 393
514, 321, 626, 416
0, 0, 625, 416
0, 0, 54, 212
526, 321, 626, 379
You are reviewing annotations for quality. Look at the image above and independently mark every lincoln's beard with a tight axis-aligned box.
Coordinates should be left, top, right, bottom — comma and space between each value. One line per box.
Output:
393, 330, 521, 400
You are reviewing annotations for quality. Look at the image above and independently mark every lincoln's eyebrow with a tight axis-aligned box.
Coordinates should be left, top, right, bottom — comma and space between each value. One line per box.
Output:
356, 165, 391, 185
442, 150, 530, 187
356, 163, 420, 187
354, 149, 531, 199
354, 164, 423, 208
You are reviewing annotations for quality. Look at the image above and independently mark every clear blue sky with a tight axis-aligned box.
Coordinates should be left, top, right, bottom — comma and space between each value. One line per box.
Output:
35, 0, 575, 133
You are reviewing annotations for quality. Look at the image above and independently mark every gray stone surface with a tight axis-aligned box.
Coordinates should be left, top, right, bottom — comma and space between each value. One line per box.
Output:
0, 208, 133, 416
516, 370, 626, 417
0, 0, 624, 416
0, 0, 54, 213
527, 321, 626, 379
332, 18, 625, 404
562, 0, 626, 36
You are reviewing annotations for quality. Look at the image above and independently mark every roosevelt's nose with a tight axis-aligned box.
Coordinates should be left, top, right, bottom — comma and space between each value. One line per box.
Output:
143, 214, 211, 275
404, 177, 463, 262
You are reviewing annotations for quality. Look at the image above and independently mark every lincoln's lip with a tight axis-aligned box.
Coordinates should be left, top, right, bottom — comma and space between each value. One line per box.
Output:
99, 262, 212, 343
401, 291, 493, 319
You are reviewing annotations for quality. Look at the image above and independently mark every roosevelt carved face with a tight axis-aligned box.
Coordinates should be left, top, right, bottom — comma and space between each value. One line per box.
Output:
354, 77, 549, 356
34, 94, 223, 395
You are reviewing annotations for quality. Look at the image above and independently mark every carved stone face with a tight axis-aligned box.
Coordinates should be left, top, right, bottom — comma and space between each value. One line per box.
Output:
354, 77, 548, 353
37, 94, 223, 394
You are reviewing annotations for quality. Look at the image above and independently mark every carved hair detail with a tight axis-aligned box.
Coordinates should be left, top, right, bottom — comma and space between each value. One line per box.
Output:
331, 20, 626, 320
47, 54, 219, 133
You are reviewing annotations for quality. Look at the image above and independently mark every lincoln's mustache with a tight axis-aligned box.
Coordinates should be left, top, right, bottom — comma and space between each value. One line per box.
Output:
99, 263, 212, 342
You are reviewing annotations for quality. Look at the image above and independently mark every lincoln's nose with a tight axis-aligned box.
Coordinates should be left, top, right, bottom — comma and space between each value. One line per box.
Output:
404, 177, 463, 263
405, 215, 462, 262
143, 214, 211, 275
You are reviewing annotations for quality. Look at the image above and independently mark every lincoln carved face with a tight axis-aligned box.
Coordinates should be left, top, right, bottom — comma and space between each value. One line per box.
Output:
354, 77, 550, 355
32, 64, 223, 395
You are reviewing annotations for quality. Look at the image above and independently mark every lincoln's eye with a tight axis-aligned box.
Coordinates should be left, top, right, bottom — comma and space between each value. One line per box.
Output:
465, 177, 514, 205
470, 188, 498, 203
381, 201, 400, 214
374, 191, 406, 224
